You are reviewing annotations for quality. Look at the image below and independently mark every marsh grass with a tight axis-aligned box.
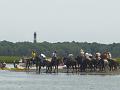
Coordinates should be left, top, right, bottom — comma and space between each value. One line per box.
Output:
0, 56, 21, 63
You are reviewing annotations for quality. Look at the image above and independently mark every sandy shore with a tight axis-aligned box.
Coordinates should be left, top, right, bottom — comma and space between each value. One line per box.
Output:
1, 67, 120, 75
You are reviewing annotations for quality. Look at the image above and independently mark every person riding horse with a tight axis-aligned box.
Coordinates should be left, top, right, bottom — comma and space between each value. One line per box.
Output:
75, 49, 86, 72
52, 51, 57, 60
51, 51, 59, 73
51, 51, 57, 66
98, 51, 110, 71
63, 53, 77, 73
32, 51, 37, 64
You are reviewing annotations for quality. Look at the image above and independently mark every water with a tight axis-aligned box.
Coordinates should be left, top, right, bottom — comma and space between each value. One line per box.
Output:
0, 71, 120, 90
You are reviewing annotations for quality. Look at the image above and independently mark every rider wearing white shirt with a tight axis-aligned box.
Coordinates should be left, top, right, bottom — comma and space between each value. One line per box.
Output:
52, 51, 57, 58
52, 51, 57, 61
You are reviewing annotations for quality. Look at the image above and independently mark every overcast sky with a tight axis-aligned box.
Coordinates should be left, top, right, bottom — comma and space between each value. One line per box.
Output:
0, 0, 120, 44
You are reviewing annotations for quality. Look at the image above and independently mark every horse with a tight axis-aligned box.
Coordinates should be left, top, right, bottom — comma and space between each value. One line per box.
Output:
91, 58, 99, 71
75, 56, 81, 71
76, 53, 102, 72
63, 57, 77, 73
44, 60, 53, 73
35, 56, 61, 73
79, 53, 95, 72
108, 59, 119, 71
75, 55, 95, 72
75, 55, 87, 72
50, 57, 59, 73
23, 56, 41, 73
34, 55, 49, 73
24, 57, 33, 71
42, 57, 61, 73
97, 52, 109, 71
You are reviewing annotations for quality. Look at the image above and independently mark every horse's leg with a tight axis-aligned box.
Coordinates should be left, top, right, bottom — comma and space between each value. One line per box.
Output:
98, 65, 101, 71
28, 62, 30, 72
96, 61, 99, 71
79, 64, 81, 72
75, 64, 77, 73
93, 63, 95, 71
38, 63, 41, 74
77, 64, 80, 72
83, 65, 86, 72
36, 65, 38, 72
80, 64, 83, 72
26, 62, 29, 72
103, 64, 106, 71
50, 65, 52, 73
74, 62, 77, 73
90, 63, 93, 72
56, 65, 58, 73
78, 64, 80, 71
100, 64, 103, 71
46, 66, 48, 73
25, 63, 28, 71
53, 65, 56, 73
54, 65, 58, 73
100, 64, 102, 71
67, 65, 69, 73
72, 65, 74, 73
109, 64, 112, 71
56, 59, 59, 73
95, 64, 98, 71
35, 61, 38, 72
114, 63, 118, 70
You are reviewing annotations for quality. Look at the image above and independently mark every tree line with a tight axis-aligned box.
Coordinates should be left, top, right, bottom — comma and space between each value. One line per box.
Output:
0, 40, 120, 58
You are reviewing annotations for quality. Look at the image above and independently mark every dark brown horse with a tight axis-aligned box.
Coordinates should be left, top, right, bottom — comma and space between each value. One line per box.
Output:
22, 57, 33, 71
63, 57, 77, 73
97, 52, 110, 71
108, 59, 119, 71
35, 57, 61, 73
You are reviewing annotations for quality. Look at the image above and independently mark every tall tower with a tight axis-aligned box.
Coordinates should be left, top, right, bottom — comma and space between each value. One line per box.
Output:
34, 32, 37, 43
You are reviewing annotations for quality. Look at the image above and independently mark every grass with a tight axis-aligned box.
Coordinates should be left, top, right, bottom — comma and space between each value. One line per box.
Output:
0, 67, 26, 72
115, 58, 120, 63
0, 56, 21, 63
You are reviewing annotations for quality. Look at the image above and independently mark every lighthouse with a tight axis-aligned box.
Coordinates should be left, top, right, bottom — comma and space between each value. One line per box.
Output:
34, 32, 37, 43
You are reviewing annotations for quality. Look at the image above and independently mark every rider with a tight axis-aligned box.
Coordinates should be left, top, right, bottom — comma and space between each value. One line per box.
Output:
39, 53, 46, 63
68, 54, 74, 61
80, 49, 84, 57
95, 52, 101, 60
32, 50, 37, 64
52, 51, 57, 61
107, 52, 112, 59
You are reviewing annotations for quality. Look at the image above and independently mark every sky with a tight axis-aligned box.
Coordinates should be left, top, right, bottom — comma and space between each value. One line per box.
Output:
0, 0, 120, 44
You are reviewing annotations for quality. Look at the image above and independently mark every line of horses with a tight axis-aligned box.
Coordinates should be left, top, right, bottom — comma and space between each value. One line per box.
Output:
24, 57, 60, 73
23, 53, 120, 73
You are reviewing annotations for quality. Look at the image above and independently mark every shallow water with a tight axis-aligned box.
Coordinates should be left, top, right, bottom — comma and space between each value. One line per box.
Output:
0, 71, 120, 90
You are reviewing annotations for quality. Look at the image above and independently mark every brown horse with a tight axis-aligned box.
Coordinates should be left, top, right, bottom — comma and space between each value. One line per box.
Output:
35, 57, 61, 73
98, 52, 110, 71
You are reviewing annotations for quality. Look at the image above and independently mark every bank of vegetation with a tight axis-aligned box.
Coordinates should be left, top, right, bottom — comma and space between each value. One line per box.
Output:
0, 40, 120, 63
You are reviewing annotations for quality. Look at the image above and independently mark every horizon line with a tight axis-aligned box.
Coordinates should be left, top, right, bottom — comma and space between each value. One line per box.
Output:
0, 40, 119, 45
